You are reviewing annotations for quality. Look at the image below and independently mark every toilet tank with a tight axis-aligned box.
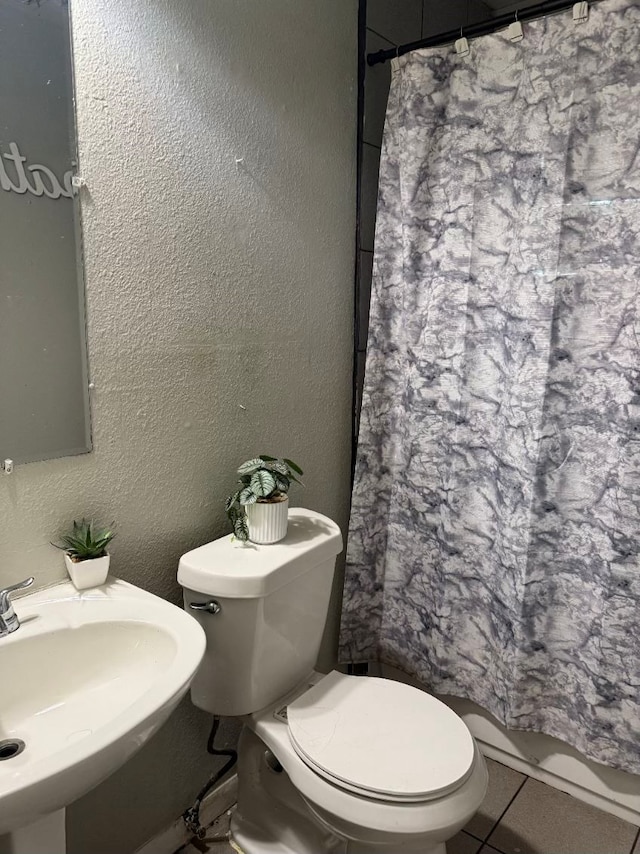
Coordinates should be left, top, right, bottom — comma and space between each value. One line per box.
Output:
177, 508, 343, 717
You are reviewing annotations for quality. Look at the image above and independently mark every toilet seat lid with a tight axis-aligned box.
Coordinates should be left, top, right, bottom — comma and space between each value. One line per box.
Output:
286, 671, 475, 803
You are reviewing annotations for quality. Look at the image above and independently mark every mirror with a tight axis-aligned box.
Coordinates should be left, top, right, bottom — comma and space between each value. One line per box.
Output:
0, 0, 91, 466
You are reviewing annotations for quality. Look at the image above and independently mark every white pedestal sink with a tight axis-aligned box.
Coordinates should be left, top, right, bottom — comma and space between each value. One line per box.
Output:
0, 578, 206, 853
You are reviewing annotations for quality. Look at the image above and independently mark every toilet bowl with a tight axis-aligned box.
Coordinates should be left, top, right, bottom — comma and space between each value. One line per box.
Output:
178, 509, 487, 854
232, 670, 488, 854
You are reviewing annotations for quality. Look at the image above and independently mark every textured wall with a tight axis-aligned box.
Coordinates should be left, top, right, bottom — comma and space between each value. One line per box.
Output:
0, 0, 356, 850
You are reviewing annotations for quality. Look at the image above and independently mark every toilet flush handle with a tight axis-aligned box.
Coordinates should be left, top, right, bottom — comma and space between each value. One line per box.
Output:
189, 599, 221, 615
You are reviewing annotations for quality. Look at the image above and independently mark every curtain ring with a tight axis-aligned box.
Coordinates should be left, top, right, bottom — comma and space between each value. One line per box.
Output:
456, 24, 470, 56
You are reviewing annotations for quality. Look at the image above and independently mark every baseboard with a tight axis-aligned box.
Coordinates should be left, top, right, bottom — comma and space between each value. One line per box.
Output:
135, 773, 238, 854
478, 740, 640, 827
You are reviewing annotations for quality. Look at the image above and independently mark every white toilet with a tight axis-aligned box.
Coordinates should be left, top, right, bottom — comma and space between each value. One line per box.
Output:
178, 508, 488, 854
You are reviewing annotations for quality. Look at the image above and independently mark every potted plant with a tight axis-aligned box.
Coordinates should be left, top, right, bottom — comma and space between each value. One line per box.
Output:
53, 518, 115, 590
225, 455, 303, 544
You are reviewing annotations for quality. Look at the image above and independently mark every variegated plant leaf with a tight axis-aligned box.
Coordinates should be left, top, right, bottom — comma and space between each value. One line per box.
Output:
250, 470, 276, 497
274, 475, 290, 494
237, 458, 264, 476
239, 487, 257, 505
232, 515, 249, 541
225, 491, 240, 512
261, 459, 289, 476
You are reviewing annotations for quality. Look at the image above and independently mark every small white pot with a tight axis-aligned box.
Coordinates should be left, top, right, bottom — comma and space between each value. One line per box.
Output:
246, 496, 289, 544
64, 553, 110, 590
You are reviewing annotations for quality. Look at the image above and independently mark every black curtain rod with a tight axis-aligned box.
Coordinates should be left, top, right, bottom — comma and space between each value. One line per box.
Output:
367, 0, 599, 65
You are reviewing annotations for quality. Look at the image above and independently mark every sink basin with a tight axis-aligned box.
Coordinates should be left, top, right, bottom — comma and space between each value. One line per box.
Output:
0, 578, 206, 836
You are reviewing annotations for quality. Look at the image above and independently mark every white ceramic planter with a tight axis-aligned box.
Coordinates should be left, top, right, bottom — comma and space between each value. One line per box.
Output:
246, 496, 289, 544
64, 553, 110, 590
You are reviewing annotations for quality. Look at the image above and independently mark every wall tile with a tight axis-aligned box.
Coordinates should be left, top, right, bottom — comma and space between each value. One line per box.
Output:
422, 0, 491, 39
359, 142, 381, 252
357, 250, 374, 352
363, 30, 394, 148
355, 350, 367, 428
367, 0, 422, 45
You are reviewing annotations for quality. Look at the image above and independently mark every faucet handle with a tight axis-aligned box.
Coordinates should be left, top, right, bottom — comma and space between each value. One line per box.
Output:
0, 577, 34, 634
0, 576, 34, 610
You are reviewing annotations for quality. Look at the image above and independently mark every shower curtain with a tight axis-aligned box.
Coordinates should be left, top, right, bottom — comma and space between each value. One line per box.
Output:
341, 0, 640, 773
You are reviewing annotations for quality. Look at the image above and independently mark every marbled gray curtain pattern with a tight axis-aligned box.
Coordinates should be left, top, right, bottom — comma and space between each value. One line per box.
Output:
341, 0, 640, 773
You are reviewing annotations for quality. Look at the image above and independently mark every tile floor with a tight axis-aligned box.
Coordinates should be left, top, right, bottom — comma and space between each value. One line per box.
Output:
177, 758, 640, 854
449, 759, 639, 854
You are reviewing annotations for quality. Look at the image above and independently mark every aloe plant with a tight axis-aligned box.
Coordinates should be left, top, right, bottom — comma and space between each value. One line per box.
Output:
226, 455, 303, 541
52, 518, 115, 561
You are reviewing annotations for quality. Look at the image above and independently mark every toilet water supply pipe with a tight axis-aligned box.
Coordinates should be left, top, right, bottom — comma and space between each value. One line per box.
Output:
183, 717, 238, 840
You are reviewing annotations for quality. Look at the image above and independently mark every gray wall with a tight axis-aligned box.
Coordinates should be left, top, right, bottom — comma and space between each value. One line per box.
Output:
0, 1, 357, 851
356, 0, 490, 412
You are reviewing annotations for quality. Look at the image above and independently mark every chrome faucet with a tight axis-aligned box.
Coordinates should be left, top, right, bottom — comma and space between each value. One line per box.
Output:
0, 577, 34, 637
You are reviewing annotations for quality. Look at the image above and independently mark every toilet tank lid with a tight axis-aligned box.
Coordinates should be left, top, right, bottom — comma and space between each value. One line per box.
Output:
177, 508, 343, 598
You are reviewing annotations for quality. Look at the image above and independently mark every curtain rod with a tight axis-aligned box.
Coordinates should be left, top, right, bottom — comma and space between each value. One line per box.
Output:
367, 0, 600, 66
